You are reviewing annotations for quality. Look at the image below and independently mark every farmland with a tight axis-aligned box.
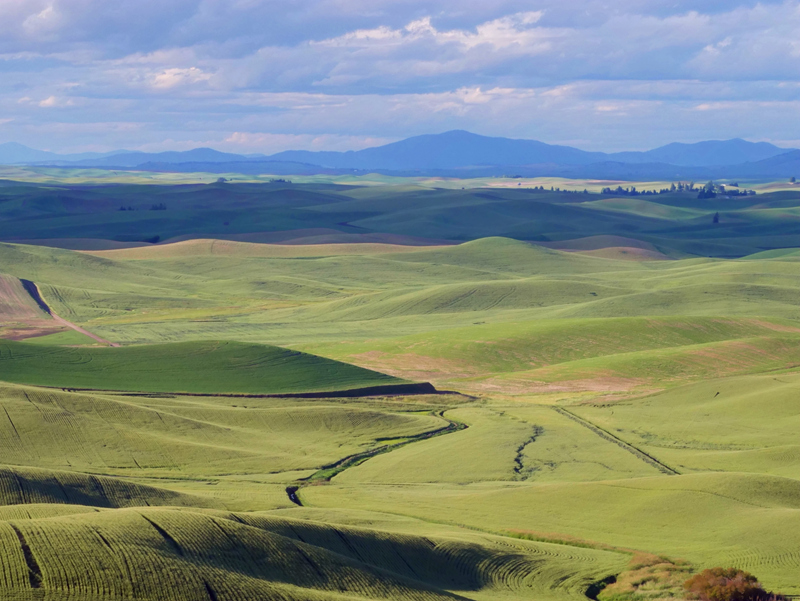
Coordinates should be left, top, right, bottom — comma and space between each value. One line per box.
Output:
0, 174, 799, 599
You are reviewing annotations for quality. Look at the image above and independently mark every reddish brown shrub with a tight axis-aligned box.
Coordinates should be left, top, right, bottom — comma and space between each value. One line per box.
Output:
684, 568, 786, 601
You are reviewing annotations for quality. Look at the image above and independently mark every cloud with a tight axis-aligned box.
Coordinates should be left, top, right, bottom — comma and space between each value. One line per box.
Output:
38, 95, 75, 107
151, 67, 211, 89
0, 1, 797, 153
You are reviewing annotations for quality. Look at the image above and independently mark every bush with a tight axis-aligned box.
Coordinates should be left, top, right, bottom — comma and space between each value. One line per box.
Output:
684, 568, 786, 601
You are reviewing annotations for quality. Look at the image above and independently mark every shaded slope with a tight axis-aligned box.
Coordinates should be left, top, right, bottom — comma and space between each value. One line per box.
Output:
0, 465, 213, 510
0, 507, 627, 601
305, 472, 800, 595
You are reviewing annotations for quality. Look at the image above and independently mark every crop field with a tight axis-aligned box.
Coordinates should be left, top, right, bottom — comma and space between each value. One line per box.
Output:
0, 340, 409, 394
0, 174, 799, 599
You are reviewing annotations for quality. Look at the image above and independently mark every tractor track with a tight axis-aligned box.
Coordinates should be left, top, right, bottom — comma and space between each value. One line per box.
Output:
553, 406, 679, 476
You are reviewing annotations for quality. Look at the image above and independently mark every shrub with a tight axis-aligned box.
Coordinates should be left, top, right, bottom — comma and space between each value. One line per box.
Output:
684, 568, 786, 601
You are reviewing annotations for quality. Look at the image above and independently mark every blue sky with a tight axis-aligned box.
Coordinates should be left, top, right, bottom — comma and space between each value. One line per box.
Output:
1, 0, 799, 153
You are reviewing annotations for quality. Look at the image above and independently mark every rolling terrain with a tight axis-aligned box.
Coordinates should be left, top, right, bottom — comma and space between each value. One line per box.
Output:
0, 177, 799, 257
1, 174, 799, 599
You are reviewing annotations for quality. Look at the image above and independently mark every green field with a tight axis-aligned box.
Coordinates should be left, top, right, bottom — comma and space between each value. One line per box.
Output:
0, 340, 409, 394
0, 174, 799, 599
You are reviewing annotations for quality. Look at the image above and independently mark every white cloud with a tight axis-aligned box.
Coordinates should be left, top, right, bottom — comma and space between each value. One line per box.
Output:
151, 67, 211, 89
315, 11, 549, 52
0, 1, 798, 152
38, 95, 74, 107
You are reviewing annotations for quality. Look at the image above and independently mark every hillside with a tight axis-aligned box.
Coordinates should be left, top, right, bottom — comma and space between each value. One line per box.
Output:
1, 180, 799, 257
0, 175, 799, 598
0, 340, 413, 394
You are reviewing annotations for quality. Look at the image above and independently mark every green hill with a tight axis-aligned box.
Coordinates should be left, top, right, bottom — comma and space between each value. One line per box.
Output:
0, 340, 411, 394
1, 176, 800, 598
0, 506, 627, 601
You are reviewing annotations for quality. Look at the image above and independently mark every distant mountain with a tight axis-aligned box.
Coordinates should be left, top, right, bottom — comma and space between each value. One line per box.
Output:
138, 160, 344, 176
2, 132, 797, 180
268, 130, 607, 170
67, 148, 252, 167
724, 150, 800, 178
607, 139, 790, 166
0, 142, 126, 164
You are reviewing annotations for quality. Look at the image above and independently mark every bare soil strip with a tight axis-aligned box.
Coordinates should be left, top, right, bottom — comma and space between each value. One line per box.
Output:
20, 279, 119, 347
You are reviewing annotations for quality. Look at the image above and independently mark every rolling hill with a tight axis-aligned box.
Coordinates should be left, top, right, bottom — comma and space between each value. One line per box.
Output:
0, 340, 415, 395
1, 171, 799, 598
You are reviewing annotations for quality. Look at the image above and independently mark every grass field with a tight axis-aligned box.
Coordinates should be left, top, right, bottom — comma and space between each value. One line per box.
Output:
0, 174, 799, 599
0, 339, 410, 394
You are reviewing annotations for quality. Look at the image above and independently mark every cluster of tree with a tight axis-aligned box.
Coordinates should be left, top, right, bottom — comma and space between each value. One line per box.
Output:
269, 178, 292, 183
698, 181, 756, 199
684, 568, 786, 601
528, 186, 589, 193
600, 185, 671, 196
598, 181, 756, 198
119, 204, 169, 211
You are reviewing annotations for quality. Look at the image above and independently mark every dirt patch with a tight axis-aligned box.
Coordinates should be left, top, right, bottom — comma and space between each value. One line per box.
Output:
3, 238, 147, 251
166, 229, 456, 246
748, 319, 800, 334
82, 239, 453, 260
0, 275, 50, 321
540, 235, 659, 252
466, 375, 650, 395
346, 351, 482, 384
0, 324, 66, 341
575, 247, 671, 261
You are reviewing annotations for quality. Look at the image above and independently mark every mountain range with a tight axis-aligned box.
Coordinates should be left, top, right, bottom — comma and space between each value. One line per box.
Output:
1, 131, 798, 180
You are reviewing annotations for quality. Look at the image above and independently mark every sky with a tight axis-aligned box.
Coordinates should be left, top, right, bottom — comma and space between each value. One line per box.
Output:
1, 0, 799, 154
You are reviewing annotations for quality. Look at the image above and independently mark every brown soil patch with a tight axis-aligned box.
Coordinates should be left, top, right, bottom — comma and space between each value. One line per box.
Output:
466, 376, 650, 395
747, 319, 800, 334
0, 275, 49, 321
167, 229, 455, 246
1, 324, 66, 341
83, 239, 452, 260
575, 247, 671, 261
346, 351, 482, 384
3, 238, 147, 251
540, 235, 658, 252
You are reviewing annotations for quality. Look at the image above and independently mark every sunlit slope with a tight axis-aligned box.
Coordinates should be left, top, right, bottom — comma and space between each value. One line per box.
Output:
574, 372, 800, 478
3, 238, 800, 394
0, 273, 58, 339
3, 238, 800, 350
0, 382, 444, 479
0, 275, 46, 321
0, 507, 627, 601
307, 316, 800, 392
86, 238, 445, 259
303, 472, 800, 595
0, 340, 410, 394
335, 405, 662, 484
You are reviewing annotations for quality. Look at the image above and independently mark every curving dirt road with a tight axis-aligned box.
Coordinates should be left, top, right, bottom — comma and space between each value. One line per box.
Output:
20, 279, 119, 347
